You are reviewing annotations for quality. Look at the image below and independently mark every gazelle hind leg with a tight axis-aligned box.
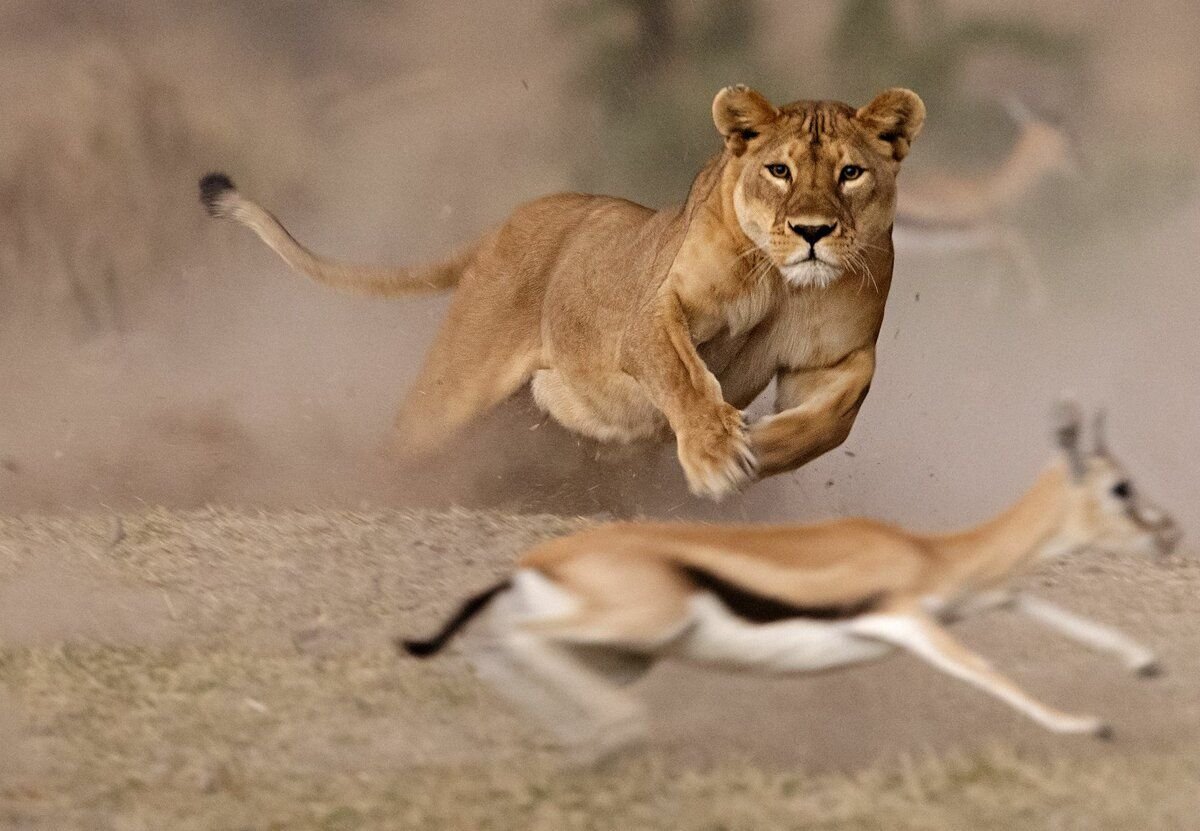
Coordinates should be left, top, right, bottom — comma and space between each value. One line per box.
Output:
510, 634, 647, 748
466, 638, 592, 746
993, 227, 1046, 312
463, 589, 588, 745
464, 585, 649, 751
851, 612, 1111, 737
470, 631, 648, 758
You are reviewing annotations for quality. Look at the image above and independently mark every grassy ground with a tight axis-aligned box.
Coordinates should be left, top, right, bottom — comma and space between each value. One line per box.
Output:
1, 507, 1197, 830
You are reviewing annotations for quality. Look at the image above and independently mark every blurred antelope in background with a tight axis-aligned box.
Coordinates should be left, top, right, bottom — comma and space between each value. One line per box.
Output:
896, 99, 1081, 308
401, 402, 1179, 757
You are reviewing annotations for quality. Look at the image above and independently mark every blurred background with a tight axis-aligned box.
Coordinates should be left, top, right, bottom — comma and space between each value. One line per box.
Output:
1, 0, 1198, 531
3, 4, 1200, 827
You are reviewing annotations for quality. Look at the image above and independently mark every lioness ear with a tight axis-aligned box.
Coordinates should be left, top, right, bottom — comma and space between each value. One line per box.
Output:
856, 88, 925, 162
713, 85, 778, 156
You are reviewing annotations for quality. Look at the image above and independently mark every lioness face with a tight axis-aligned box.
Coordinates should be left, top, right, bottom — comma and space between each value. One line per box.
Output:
714, 86, 925, 289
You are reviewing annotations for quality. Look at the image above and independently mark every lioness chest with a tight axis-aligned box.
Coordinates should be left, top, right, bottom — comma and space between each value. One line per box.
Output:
533, 274, 880, 442
700, 280, 884, 409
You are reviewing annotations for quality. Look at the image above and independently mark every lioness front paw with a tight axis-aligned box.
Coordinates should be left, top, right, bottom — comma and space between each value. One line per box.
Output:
677, 406, 757, 500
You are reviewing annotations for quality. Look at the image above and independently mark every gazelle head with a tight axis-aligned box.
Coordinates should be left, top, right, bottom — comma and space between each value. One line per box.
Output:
1054, 401, 1181, 558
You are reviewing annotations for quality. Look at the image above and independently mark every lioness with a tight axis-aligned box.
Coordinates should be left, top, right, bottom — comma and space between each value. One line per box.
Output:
200, 85, 923, 499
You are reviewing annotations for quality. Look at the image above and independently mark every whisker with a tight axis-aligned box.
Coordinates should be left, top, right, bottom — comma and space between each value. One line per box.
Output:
734, 245, 761, 263
854, 239, 892, 253
751, 258, 774, 282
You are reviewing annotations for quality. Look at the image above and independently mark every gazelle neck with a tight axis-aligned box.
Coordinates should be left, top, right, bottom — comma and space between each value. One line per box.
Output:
984, 127, 1064, 209
929, 463, 1074, 594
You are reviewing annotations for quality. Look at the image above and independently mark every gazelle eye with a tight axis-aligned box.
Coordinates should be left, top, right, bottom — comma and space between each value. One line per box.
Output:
1111, 480, 1132, 499
766, 163, 791, 180
839, 164, 864, 182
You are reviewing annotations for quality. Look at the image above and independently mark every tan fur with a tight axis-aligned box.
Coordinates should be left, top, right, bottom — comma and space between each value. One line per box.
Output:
521, 425, 1178, 643
203, 86, 925, 498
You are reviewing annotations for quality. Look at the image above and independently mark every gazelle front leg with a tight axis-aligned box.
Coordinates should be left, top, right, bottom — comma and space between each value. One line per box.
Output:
1011, 594, 1160, 677
850, 612, 1111, 737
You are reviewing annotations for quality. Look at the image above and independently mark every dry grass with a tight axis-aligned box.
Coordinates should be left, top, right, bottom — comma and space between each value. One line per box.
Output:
1, 506, 1198, 830
2, 643, 1197, 830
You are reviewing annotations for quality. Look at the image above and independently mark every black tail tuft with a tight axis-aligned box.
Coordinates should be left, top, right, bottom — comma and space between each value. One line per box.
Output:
395, 578, 512, 659
199, 172, 236, 216
396, 636, 442, 658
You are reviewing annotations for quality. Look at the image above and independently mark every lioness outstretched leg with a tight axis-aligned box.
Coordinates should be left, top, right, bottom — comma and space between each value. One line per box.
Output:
623, 292, 756, 499
389, 268, 543, 457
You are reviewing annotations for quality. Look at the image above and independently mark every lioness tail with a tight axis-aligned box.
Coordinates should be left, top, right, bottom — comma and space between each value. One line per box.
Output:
199, 172, 470, 297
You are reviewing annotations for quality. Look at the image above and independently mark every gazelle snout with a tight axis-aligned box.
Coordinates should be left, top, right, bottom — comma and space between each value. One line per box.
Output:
1144, 509, 1183, 556
1123, 494, 1183, 557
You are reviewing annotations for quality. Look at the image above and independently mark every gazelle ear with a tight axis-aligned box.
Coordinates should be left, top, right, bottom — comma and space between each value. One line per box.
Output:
1053, 399, 1086, 480
1092, 409, 1109, 457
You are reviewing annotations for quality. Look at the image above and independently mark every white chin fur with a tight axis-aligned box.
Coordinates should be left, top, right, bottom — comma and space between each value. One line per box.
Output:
781, 259, 843, 289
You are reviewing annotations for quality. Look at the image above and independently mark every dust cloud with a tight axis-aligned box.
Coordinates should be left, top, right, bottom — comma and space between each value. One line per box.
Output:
0, 1, 1197, 534
2, 4, 1200, 826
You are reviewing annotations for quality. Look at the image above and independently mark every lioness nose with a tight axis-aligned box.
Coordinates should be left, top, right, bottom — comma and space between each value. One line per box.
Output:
790, 222, 837, 245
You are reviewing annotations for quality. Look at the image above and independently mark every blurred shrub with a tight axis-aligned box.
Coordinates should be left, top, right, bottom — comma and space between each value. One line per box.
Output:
0, 38, 315, 344
829, 0, 1086, 164
557, 0, 773, 203
560, 0, 1087, 197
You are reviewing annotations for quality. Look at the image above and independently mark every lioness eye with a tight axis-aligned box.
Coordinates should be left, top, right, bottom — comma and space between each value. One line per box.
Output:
840, 165, 864, 182
766, 163, 791, 180
1111, 480, 1132, 499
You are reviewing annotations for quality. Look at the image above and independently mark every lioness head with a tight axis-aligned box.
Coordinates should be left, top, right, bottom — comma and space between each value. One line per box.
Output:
714, 85, 925, 288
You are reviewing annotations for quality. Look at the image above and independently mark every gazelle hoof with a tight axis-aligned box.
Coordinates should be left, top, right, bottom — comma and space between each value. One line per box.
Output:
1135, 660, 1163, 679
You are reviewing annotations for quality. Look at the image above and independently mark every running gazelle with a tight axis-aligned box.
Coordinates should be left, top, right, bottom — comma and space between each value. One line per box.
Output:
400, 403, 1180, 751
895, 98, 1081, 308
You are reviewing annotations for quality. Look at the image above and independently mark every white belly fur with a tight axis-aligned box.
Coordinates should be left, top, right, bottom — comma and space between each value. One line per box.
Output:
508, 569, 581, 622
670, 594, 892, 673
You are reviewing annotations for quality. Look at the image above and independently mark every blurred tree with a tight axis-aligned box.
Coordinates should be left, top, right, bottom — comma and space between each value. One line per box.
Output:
829, 0, 1087, 166
558, 0, 776, 204
560, 0, 1189, 246
562, 0, 1087, 197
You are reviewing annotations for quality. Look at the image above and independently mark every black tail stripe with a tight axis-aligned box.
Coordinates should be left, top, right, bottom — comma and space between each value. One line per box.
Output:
678, 564, 880, 623
397, 578, 513, 658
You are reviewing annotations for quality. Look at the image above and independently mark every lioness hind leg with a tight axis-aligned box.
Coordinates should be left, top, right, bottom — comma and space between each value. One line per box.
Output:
388, 292, 541, 458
